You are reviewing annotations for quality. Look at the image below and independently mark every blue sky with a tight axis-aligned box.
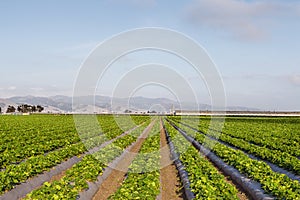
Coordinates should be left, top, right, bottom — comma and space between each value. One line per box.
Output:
0, 0, 299, 110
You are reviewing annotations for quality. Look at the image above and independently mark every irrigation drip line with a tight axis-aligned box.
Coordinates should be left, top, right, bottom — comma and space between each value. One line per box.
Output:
175, 119, 300, 182
166, 118, 274, 200
162, 120, 195, 200
0, 125, 141, 200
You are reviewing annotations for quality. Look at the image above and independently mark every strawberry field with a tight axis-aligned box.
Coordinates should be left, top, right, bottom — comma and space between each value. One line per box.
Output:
0, 114, 300, 199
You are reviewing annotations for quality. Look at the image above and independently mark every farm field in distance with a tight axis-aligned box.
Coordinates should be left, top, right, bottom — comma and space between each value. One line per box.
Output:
0, 114, 300, 199
2, 0, 299, 199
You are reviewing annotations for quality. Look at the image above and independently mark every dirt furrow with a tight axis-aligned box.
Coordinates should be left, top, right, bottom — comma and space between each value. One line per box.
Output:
91, 121, 155, 200
159, 118, 183, 200
167, 119, 274, 200
0, 126, 140, 200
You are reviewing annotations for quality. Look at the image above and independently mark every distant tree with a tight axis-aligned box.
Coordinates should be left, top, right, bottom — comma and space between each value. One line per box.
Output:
32, 105, 37, 112
17, 104, 26, 113
17, 105, 22, 113
0, 107, 2, 113
6, 105, 16, 113
26, 105, 33, 113
17, 104, 44, 113
17, 104, 32, 113
124, 109, 132, 113
37, 105, 44, 112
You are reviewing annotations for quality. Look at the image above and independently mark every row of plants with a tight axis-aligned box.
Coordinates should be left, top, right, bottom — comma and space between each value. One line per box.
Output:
164, 121, 239, 199
215, 133, 300, 175
0, 115, 145, 169
170, 118, 300, 176
223, 117, 300, 143
0, 115, 149, 195
81, 115, 144, 150
171, 116, 300, 157
0, 115, 80, 169
0, 143, 86, 194
189, 116, 300, 143
167, 120, 300, 199
24, 123, 150, 200
109, 120, 161, 199
223, 122, 300, 157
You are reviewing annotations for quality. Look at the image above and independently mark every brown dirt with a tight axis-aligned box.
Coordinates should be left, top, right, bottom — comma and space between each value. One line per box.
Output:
159, 118, 184, 200
50, 170, 66, 182
237, 190, 250, 200
92, 122, 154, 200
49, 126, 141, 184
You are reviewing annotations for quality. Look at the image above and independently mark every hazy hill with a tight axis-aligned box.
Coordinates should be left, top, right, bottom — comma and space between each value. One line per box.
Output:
0, 95, 257, 113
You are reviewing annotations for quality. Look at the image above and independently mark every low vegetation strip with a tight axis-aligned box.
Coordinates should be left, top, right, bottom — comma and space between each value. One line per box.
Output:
0, 115, 148, 196
109, 120, 161, 200
172, 116, 300, 157
0, 115, 80, 169
164, 120, 239, 199
23, 123, 149, 200
172, 118, 300, 177
159, 119, 183, 200
0, 125, 143, 200
0, 115, 147, 169
88, 121, 154, 200
163, 121, 195, 200
167, 119, 300, 199
0, 143, 86, 195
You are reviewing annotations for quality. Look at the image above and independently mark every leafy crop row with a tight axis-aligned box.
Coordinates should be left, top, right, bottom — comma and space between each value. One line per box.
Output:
0, 143, 86, 194
0, 115, 146, 169
109, 121, 161, 199
167, 119, 300, 199
164, 121, 239, 199
0, 115, 148, 195
172, 118, 300, 176
24, 123, 149, 199
171, 116, 300, 157
0, 115, 80, 169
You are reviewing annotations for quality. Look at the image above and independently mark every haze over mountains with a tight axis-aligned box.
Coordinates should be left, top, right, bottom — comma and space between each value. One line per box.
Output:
0, 95, 259, 114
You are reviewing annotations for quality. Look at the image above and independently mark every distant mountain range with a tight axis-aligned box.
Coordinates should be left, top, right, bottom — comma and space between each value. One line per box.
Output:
0, 95, 259, 113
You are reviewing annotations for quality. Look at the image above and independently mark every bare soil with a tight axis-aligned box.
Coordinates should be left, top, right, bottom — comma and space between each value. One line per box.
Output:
159, 118, 184, 200
50, 170, 66, 182
92, 122, 154, 200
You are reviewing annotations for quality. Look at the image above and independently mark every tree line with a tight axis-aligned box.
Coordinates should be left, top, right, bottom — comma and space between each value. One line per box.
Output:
0, 104, 44, 114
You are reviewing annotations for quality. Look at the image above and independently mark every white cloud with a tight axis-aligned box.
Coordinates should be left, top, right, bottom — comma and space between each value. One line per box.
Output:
30, 87, 44, 92
288, 74, 300, 86
184, 0, 300, 40
7, 86, 16, 90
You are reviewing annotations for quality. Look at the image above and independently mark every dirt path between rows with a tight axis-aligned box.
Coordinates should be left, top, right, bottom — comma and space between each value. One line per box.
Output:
159, 118, 184, 200
92, 121, 155, 200
49, 125, 142, 184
